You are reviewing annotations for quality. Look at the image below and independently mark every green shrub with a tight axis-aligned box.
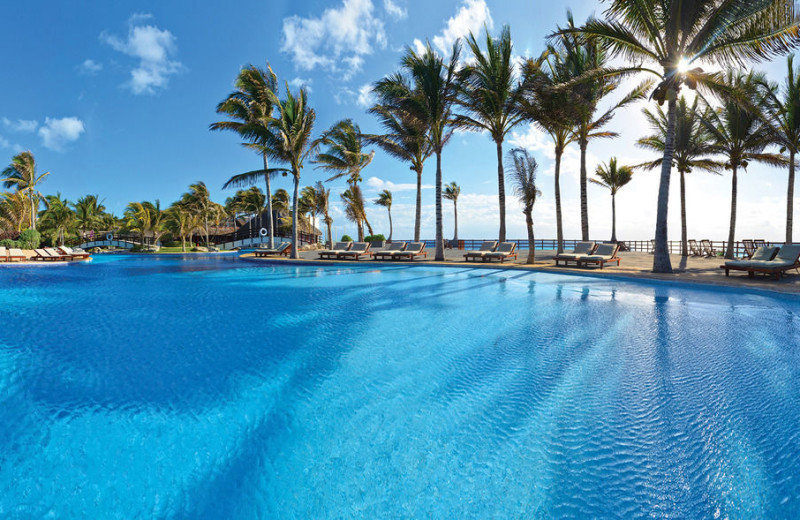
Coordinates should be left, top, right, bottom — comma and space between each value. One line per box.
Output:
0, 239, 17, 248
364, 234, 386, 242
341, 234, 353, 242
17, 229, 41, 249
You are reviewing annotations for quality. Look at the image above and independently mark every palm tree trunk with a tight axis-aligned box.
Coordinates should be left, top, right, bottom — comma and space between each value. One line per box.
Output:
263, 153, 275, 249
205, 216, 210, 248
726, 165, 738, 259
787, 149, 795, 244
357, 221, 364, 241
326, 218, 333, 249
181, 235, 186, 252
453, 200, 458, 244
364, 215, 374, 236
579, 137, 589, 241
525, 210, 535, 264
291, 174, 299, 259
388, 207, 393, 242
610, 193, 617, 243
435, 150, 444, 261
653, 96, 676, 273
496, 140, 506, 242
414, 167, 423, 242
680, 169, 688, 257
555, 146, 564, 254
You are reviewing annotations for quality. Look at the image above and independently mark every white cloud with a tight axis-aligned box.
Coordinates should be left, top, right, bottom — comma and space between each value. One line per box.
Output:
2, 117, 38, 133
281, 0, 387, 80
101, 15, 183, 94
288, 77, 313, 93
356, 83, 375, 108
38, 117, 85, 151
384, 0, 407, 20
428, 0, 493, 56
366, 176, 433, 192
79, 59, 103, 75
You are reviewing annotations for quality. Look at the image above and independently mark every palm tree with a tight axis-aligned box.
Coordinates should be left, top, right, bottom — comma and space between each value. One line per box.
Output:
166, 203, 196, 252
300, 185, 319, 239
567, 0, 800, 272
124, 201, 152, 246
272, 189, 290, 218
760, 54, 800, 243
144, 200, 168, 248
39, 193, 75, 246
247, 85, 316, 259
341, 185, 373, 240
507, 148, 541, 263
702, 71, 786, 259
180, 182, 215, 247
0, 191, 28, 233
442, 182, 460, 245
314, 181, 333, 248
382, 41, 461, 261
638, 96, 721, 256
73, 195, 106, 239
1, 151, 50, 230
211, 63, 280, 248
364, 92, 433, 241
521, 50, 580, 254
590, 157, 634, 243
373, 189, 393, 242
456, 25, 524, 242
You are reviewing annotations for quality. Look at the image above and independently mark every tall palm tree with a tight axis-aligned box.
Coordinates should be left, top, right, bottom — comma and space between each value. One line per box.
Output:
442, 182, 460, 245
373, 189, 393, 242
211, 63, 280, 248
364, 92, 433, 241
341, 186, 373, 240
124, 201, 152, 246
1, 151, 49, 230
166, 203, 196, 252
507, 148, 541, 264
300, 185, 319, 240
39, 193, 75, 246
456, 25, 524, 242
521, 50, 580, 254
382, 41, 461, 261
590, 157, 634, 243
181, 182, 216, 247
314, 181, 333, 248
245, 85, 316, 259
556, 13, 651, 241
702, 71, 786, 259
315, 119, 374, 185
760, 54, 800, 243
144, 200, 168, 248
0, 191, 28, 233
638, 96, 721, 255
73, 195, 106, 238
567, 0, 800, 272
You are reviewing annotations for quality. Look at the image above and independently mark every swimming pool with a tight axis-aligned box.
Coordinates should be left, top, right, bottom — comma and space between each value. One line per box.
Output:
1, 254, 799, 517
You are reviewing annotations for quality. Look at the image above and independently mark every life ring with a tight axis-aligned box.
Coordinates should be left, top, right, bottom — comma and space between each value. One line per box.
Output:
259, 228, 268, 237
106, 233, 113, 241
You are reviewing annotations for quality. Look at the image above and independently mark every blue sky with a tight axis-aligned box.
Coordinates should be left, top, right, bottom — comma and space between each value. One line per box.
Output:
0, 0, 795, 241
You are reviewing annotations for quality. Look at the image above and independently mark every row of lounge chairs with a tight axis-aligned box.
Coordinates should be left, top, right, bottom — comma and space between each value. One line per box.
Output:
720, 244, 800, 280
33, 247, 91, 261
0, 246, 25, 262
317, 241, 428, 261
463, 241, 518, 263
554, 241, 621, 269
253, 242, 292, 257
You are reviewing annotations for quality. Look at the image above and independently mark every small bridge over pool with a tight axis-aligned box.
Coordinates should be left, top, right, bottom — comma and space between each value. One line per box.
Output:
79, 238, 140, 250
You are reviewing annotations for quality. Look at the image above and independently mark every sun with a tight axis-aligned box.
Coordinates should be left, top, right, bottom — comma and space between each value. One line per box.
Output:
677, 57, 690, 74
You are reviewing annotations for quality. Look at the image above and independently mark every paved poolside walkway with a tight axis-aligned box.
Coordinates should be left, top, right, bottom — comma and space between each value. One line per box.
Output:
243, 248, 800, 295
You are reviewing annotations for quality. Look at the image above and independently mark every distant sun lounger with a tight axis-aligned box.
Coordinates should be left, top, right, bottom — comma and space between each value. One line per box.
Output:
391, 242, 427, 261
372, 241, 407, 260
59, 246, 91, 260
0, 246, 7, 262
721, 244, 800, 280
254, 242, 291, 257
336, 242, 372, 260
8, 248, 25, 262
700, 239, 717, 257
481, 242, 518, 263
318, 241, 352, 259
577, 242, 621, 269
464, 241, 498, 262
688, 239, 703, 257
553, 241, 596, 267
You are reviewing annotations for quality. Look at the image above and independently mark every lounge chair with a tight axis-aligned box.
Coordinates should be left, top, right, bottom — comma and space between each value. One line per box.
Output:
46, 247, 72, 261
253, 242, 291, 257
59, 246, 91, 260
33, 248, 56, 261
336, 242, 372, 260
372, 241, 407, 260
392, 242, 427, 261
740, 239, 756, 259
700, 239, 717, 257
578, 242, 621, 269
754, 239, 768, 249
464, 241, 498, 262
687, 239, 703, 257
0, 246, 6, 262
318, 241, 352, 259
482, 242, 518, 263
8, 248, 25, 262
721, 244, 800, 280
554, 241, 596, 266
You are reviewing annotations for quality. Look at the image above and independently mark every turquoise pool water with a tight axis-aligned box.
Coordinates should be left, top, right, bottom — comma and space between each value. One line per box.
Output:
1, 254, 800, 518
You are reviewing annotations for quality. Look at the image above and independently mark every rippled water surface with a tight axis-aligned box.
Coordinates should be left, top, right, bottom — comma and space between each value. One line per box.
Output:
2, 254, 800, 518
